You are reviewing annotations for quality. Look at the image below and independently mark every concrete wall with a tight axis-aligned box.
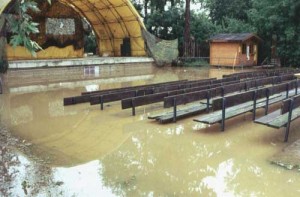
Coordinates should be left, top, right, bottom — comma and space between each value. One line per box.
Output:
8, 57, 154, 69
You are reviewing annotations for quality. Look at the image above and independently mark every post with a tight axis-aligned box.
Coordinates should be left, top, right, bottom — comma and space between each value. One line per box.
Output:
131, 99, 136, 116
252, 91, 257, 121
206, 91, 210, 112
221, 87, 225, 97
100, 96, 104, 110
221, 98, 226, 131
265, 89, 270, 115
286, 83, 289, 99
284, 99, 294, 142
296, 80, 298, 95
173, 98, 177, 122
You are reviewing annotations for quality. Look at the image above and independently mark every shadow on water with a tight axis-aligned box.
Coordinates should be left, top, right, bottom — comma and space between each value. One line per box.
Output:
1, 64, 300, 196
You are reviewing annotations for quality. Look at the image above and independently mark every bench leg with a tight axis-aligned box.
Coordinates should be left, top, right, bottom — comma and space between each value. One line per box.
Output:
265, 96, 269, 115
284, 125, 291, 142
173, 98, 177, 122
131, 99, 136, 116
284, 99, 294, 142
100, 96, 104, 110
221, 98, 226, 131
206, 96, 210, 112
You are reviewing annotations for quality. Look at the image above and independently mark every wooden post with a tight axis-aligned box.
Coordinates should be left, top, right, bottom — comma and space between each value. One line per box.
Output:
284, 99, 294, 142
265, 89, 270, 115
100, 96, 104, 110
206, 91, 210, 112
173, 98, 177, 122
221, 98, 226, 131
286, 83, 289, 99
252, 91, 257, 121
131, 99, 136, 116
296, 80, 298, 95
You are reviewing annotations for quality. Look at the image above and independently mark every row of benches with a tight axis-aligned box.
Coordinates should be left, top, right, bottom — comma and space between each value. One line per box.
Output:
255, 94, 300, 142
63, 69, 297, 109
146, 74, 295, 123
192, 79, 300, 142
64, 76, 240, 109
223, 68, 296, 79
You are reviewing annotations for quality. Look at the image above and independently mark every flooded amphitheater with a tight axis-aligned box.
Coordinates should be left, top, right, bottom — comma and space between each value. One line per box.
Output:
1, 63, 300, 196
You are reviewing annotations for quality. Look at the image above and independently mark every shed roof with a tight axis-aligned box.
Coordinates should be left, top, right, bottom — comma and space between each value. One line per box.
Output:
210, 33, 262, 43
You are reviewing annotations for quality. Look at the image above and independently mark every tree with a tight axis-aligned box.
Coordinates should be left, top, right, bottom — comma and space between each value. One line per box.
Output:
248, 0, 300, 66
5, 0, 51, 56
204, 0, 252, 26
145, 6, 184, 40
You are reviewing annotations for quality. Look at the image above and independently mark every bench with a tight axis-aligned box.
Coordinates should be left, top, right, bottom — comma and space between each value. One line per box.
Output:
149, 76, 297, 123
121, 79, 241, 116
81, 79, 189, 95
64, 78, 220, 106
193, 80, 300, 131
255, 94, 300, 142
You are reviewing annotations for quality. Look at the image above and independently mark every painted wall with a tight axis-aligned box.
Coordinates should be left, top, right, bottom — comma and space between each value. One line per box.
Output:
6, 45, 84, 60
210, 41, 258, 67
210, 42, 240, 66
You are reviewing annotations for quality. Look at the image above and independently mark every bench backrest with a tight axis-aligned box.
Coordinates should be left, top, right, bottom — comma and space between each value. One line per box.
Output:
82, 79, 188, 95
281, 94, 300, 114
122, 92, 170, 109
164, 90, 210, 108
212, 88, 268, 111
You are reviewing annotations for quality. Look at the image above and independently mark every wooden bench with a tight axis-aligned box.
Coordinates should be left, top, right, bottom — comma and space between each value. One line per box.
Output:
64, 78, 220, 106
64, 80, 187, 105
81, 79, 189, 95
121, 79, 243, 116
193, 80, 300, 131
255, 94, 300, 142
121, 79, 241, 116
149, 76, 296, 123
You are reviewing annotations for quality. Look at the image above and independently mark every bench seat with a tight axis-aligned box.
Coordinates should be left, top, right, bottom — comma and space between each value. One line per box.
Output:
194, 93, 283, 124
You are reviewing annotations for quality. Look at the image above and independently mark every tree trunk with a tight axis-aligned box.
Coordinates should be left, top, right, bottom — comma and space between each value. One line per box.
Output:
144, 0, 149, 18
184, 0, 191, 56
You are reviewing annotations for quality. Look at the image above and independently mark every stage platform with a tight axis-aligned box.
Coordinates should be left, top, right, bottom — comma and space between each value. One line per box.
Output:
8, 56, 154, 69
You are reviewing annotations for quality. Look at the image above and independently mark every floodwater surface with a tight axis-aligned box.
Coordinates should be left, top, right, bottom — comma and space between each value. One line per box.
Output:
1, 64, 300, 196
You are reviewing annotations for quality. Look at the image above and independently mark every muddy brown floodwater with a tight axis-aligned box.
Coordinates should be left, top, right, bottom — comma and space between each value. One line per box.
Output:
1, 63, 300, 196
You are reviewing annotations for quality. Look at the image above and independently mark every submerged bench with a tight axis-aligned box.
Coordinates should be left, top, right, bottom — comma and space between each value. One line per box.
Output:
121, 78, 241, 115
149, 76, 295, 123
64, 80, 187, 105
255, 94, 300, 142
64, 78, 221, 106
193, 80, 300, 131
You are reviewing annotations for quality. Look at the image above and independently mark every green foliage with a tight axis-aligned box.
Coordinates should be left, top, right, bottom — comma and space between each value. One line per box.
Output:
142, 0, 299, 67
204, 0, 252, 25
84, 32, 97, 54
146, 7, 185, 40
248, 0, 300, 66
222, 17, 256, 33
6, 0, 51, 56
190, 13, 220, 42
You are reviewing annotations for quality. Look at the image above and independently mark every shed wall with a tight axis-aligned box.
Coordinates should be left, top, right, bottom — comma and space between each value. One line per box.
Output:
210, 42, 240, 66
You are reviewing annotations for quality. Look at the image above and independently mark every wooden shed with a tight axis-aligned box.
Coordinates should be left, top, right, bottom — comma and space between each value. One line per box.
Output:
209, 33, 262, 67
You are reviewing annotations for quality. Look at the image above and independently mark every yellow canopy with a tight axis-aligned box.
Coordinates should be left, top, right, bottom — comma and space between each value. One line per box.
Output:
0, 0, 146, 57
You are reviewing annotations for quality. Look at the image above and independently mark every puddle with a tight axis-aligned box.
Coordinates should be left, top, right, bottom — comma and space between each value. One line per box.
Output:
1, 64, 300, 196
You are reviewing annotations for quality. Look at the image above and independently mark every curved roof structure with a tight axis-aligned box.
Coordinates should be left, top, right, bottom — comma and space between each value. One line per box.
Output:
0, 0, 146, 57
